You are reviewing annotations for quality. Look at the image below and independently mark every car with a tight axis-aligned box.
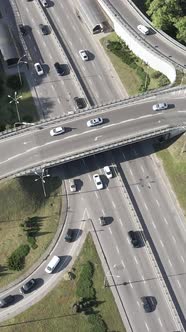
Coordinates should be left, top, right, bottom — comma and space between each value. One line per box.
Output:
87, 117, 103, 127
54, 62, 65, 76
0, 295, 15, 308
103, 166, 112, 179
152, 103, 168, 111
39, 24, 50, 35
137, 25, 150, 35
19, 24, 27, 36
50, 126, 65, 136
93, 174, 103, 190
79, 49, 88, 61
141, 297, 153, 313
64, 228, 74, 242
128, 230, 140, 248
34, 62, 44, 76
99, 216, 106, 226
69, 179, 76, 192
20, 278, 36, 294
74, 97, 86, 109
40, 0, 48, 7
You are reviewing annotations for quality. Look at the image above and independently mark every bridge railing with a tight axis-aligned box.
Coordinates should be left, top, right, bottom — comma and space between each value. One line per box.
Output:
2, 124, 184, 181
0, 85, 186, 140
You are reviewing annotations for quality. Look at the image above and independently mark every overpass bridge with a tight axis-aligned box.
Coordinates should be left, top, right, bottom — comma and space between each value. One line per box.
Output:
0, 90, 185, 180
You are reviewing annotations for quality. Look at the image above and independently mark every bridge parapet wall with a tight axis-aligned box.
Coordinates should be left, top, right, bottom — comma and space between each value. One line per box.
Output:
98, 0, 177, 83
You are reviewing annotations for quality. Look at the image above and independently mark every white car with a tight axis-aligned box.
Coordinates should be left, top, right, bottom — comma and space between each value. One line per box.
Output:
69, 179, 76, 192
104, 166, 112, 179
87, 117, 103, 127
79, 50, 88, 61
137, 25, 150, 35
93, 174, 103, 190
50, 126, 65, 136
34, 62, 44, 76
152, 103, 168, 111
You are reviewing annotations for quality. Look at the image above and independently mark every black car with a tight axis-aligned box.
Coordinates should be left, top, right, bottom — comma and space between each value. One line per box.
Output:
65, 228, 74, 242
141, 297, 154, 313
39, 24, 50, 35
54, 62, 65, 76
20, 278, 36, 294
99, 216, 106, 226
128, 230, 140, 248
74, 97, 86, 109
0, 295, 15, 308
19, 24, 27, 36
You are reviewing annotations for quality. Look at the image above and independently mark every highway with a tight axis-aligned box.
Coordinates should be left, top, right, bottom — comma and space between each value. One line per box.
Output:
0, 94, 185, 179
0, 1, 185, 331
0, 153, 184, 331
109, 0, 186, 68
119, 142, 186, 318
11, 0, 127, 118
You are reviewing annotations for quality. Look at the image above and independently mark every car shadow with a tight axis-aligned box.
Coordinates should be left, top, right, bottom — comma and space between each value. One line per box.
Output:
104, 216, 114, 225
64, 127, 73, 133
137, 231, 146, 247
87, 51, 95, 61
75, 179, 84, 191
46, 0, 55, 7
63, 64, 70, 76
13, 294, 24, 304
167, 104, 175, 109
57, 255, 72, 272
71, 228, 83, 242
101, 174, 109, 187
34, 277, 45, 290
148, 28, 156, 35
102, 118, 109, 124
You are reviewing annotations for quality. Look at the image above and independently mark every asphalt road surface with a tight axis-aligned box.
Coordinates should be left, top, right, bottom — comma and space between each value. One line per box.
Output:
0, 94, 185, 179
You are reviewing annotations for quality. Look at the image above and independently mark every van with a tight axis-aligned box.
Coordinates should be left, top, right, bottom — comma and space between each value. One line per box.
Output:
40, 0, 48, 7
45, 255, 60, 273
137, 25, 150, 35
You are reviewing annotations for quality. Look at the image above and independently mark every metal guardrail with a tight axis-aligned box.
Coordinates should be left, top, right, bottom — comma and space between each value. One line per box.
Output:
5, 124, 184, 180
98, 0, 185, 71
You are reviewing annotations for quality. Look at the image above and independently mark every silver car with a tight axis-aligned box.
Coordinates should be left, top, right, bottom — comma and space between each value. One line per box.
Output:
87, 117, 103, 127
152, 103, 168, 111
50, 126, 65, 136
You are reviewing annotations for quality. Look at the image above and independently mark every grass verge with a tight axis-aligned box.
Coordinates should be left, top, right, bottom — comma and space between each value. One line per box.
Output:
0, 234, 126, 332
100, 32, 170, 96
0, 72, 39, 131
0, 176, 61, 288
155, 134, 186, 214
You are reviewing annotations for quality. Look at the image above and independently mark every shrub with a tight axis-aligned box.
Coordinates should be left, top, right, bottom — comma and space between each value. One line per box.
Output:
7, 244, 30, 271
88, 314, 107, 332
76, 261, 95, 300
27, 236, 37, 249
6, 75, 21, 90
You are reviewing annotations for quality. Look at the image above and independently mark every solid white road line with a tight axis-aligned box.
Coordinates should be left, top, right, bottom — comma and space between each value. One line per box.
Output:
177, 280, 181, 288
158, 317, 163, 327
145, 322, 149, 331
168, 259, 172, 267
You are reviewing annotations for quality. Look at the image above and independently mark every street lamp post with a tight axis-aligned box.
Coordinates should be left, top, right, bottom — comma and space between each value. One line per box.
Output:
34, 169, 50, 198
17, 54, 27, 86
8, 92, 22, 122
104, 272, 120, 288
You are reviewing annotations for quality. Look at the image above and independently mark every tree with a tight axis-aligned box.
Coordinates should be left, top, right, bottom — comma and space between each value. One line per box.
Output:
174, 16, 186, 44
